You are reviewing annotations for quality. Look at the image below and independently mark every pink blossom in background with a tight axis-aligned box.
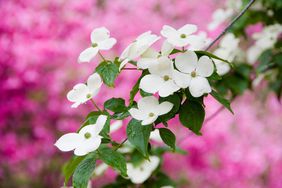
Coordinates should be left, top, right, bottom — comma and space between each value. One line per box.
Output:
1, 0, 282, 188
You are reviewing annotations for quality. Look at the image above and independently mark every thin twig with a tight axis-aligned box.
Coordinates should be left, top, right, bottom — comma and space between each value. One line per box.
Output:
123, 67, 138, 70
114, 138, 128, 151
90, 99, 102, 112
205, 0, 256, 51
98, 51, 106, 61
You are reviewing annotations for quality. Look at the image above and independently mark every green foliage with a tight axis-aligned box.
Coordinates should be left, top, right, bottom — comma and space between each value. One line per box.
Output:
195, 50, 232, 66
159, 128, 176, 150
104, 98, 127, 113
210, 90, 233, 113
73, 152, 96, 188
98, 147, 127, 177
126, 119, 152, 157
143, 172, 176, 188
179, 100, 205, 135
96, 61, 119, 87
129, 70, 149, 105
63, 156, 86, 185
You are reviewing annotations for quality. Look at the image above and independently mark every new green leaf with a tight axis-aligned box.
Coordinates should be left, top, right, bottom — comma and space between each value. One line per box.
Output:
104, 98, 127, 113
159, 128, 176, 150
96, 61, 119, 87
210, 90, 233, 113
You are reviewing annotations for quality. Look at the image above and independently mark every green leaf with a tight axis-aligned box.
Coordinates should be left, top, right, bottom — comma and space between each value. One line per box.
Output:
210, 90, 233, 113
159, 128, 176, 150
179, 100, 205, 135
104, 98, 127, 113
195, 51, 232, 67
96, 61, 119, 87
63, 156, 86, 185
126, 119, 152, 157
111, 111, 130, 120
73, 152, 96, 188
140, 89, 153, 97
129, 70, 149, 105
80, 112, 111, 139
98, 147, 127, 177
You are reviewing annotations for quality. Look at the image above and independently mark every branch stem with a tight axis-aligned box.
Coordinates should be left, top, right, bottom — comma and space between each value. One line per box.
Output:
205, 0, 256, 51
98, 51, 106, 61
90, 99, 102, 112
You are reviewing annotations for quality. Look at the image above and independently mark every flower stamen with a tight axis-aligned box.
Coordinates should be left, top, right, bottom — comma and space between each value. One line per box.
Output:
84, 132, 91, 139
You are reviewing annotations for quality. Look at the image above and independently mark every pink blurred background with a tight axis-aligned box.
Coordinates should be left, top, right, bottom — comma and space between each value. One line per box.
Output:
1, 0, 282, 187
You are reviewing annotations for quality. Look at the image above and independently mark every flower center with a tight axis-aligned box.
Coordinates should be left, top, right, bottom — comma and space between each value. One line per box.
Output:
86, 93, 92, 98
180, 34, 186, 38
191, 71, 197, 78
149, 112, 155, 117
92, 43, 98, 48
84, 132, 91, 139
163, 75, 170, 81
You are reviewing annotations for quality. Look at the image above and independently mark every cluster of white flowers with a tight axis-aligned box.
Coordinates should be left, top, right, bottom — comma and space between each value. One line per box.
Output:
247, 24, 282, 64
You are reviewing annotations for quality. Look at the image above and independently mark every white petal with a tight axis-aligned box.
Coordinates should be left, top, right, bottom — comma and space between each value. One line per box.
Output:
214, 59, 230, 76
54, 133, 82, 152
94, 163, 109, 176
175, 51, 198, 73
150, 129, 162, 143
120, 43, 134, 60
141, 115, 158, 125
172, 70, 191, 88
138, 96, 159, 110
189, 77, 212, 97
161, 40, 174, 56
110, 120, 123, 133
67, 84, 89, 103
158, 80, 180, 97
94, 115, 108, 134
196, 56, 214, 77
119, 59, 129, 71
136, 31, 152, 41
129, 108, 147, 120
178, 24, 197, 35
148, 56, 173, 76
78, 47, 99, 63
141, 48, 159, 58
157, 101, 173, 115
140, 75, 163, 94
74, 136, 102, 156
167, 37, 189, 47
91, 27, 110, 43
98, 38, 117, 50
87, 73, 102, 91
137, 57, 158, 70
160, 25, 177, 39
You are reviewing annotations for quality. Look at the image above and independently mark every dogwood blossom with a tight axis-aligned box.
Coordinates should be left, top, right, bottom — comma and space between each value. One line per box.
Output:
139, 57, 180, 97
150, 129, 163, 143
160, 24, 198, 47
129, 96, 173, 125
174, 51, 214, 97
78, 27, 116, 63
137, 40, 173, 69
208, 9, 233, 31
126, 156, 160, 184
119, 31, 160, 70
67, 73, 102, 108
213, 33, 240, 75
54, 115, 107, 156
187, 32, 211, 51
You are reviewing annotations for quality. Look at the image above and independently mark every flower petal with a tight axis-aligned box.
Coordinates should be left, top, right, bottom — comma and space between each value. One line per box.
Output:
140, 75, 163, 94
67, 84, 88, 103
178, 24, 198, 35
138, 96, 159, 110
137, 57, 158, 70
54, 133, 82, 152
160, 25, 177, 39
110, 120, 123, 133
161, 40, 174, 56
91, 27, 110, 43
175, 51, 198, 73
141, 48, 159, 58
98, 38, 117, 50
87, 73, 102, 91
141, 115, 158, 125
74, 136, 102, 156
214, 59, 230, 76
189, 77, 212, 97
78, 47, 99, 63
148, 56, 173, 77
158, 80, 180, 97
119, 58, 129, 71
157, 101, 173, 115
129, 108, 147, 120
196, 56, 214, 77
172, 70, 191, 88
94, 115, 108, 134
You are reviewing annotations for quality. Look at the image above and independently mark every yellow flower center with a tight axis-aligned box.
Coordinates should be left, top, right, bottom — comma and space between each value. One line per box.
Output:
86, 93, 92, 98
149, 112, 155, 117
163, 75, 170, 81
180, 34, 186, 38
92, 43, 98, 48
191, 71, 197, 78
84, 132, 91, 139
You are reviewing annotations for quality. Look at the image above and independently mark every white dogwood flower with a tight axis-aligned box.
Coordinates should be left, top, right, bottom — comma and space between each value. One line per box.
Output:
160, 24, 198, 47
127, 156, 160, 184
67, 73, 102, 108
78, 27, 116, 63
129, 96, 173, 125
174, 51, 214, 97
139, 57, 180, 97
149, 129, 162, 143
137, 40, 173, 69
208, 8, 233, 31
213, 33, 240, 75
119, 31, 160, 70
54, 115, 107, 156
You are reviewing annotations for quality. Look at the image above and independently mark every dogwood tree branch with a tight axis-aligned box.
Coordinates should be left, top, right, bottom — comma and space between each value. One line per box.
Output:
205, 0, 256, 51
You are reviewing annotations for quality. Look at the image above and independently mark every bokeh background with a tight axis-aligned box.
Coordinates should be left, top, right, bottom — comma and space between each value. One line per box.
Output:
1, 0, 282, 187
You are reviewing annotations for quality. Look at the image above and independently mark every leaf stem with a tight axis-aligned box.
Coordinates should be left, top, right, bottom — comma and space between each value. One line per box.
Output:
123, 67, 138, 70
98, 51, 106, 61
114, 138, 128, 151
90, 99, 102, 112
205, 0, 256, 51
